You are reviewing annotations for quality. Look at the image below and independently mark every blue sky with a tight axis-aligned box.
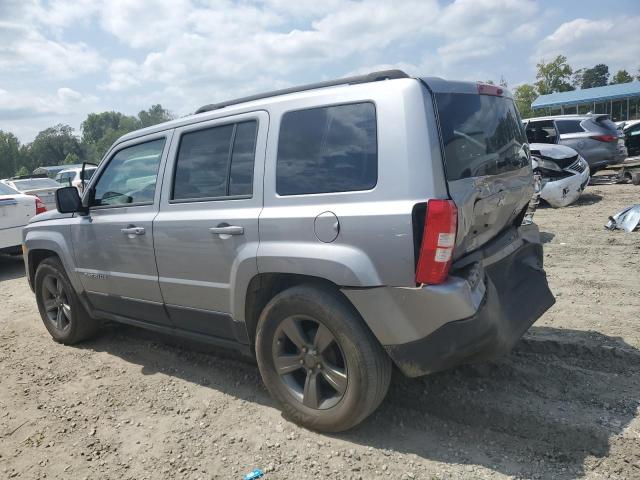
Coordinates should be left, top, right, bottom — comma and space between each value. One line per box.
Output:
1, 0, 639, 142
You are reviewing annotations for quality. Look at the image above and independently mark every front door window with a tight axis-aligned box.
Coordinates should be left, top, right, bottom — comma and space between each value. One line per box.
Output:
92, 139, 166, 207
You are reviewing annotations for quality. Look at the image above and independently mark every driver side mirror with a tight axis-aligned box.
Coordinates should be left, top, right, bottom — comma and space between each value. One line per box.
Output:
55, 186, 86, 214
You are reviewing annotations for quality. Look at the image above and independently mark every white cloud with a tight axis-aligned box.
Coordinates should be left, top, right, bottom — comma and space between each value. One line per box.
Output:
97, 0, 541, 113
12, 31, 103, 79
28, 0, 99, 31
0, 2, 103, 80
100, 59, 142, 91
534, 17, 640, 72
0, 86, 98, 118
99, 0, 192, 48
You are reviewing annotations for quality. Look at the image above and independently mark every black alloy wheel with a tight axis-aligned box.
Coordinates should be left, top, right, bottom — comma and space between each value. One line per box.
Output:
41, 273, 72, 334
272, 315, 348, 410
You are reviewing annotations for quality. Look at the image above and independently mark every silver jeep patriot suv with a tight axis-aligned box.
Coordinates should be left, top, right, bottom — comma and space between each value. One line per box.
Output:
23, 71, 554, 432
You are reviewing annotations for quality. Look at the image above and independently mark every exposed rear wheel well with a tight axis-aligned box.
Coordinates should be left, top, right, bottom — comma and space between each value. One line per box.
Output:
244, 273, 354, 346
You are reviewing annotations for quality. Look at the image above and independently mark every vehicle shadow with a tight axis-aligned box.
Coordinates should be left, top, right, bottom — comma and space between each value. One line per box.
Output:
568, 192, 603, 207
539, 231, 555, 243
78, 324, 639, 479
0, 254, 26, 282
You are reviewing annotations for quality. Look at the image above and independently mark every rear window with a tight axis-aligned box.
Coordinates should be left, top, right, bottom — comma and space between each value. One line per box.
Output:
12, 178, 60, 189
435, 93, 529, 181
556, 120, 584, 134
596, 117, 619, 132
0, 183, 18, 195
276, 102, 377, 196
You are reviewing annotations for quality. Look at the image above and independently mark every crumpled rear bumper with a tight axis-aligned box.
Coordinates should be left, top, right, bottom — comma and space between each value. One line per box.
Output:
384, 237, 555, 377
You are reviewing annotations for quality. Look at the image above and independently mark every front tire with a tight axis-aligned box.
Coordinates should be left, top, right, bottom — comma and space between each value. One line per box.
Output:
255, 284, 391, 432
34, 257, 100, 344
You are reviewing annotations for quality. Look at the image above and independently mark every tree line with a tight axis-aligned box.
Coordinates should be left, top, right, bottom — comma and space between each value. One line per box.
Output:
0, 104, 173, 179
510, 56, 640, 119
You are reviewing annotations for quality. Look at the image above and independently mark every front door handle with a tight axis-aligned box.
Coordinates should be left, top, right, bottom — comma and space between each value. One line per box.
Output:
121, 226, 146, 236
209, 225, 244, 236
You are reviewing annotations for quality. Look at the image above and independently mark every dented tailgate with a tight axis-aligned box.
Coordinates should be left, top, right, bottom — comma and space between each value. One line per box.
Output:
421, 78, 534, 259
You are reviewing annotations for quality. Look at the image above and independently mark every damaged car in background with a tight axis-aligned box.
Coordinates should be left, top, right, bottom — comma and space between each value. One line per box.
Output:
530, 143, 590, 208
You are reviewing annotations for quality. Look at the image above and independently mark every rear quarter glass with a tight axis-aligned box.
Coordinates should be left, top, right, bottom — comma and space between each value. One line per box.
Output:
434, 93, 529, 181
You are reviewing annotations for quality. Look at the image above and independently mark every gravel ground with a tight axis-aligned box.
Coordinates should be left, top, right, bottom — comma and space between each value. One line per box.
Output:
1, 182, 639, 480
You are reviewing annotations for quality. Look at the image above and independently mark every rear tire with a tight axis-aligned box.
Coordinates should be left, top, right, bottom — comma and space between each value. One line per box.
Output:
34, 257, 101, 344
255, 284, 391, 432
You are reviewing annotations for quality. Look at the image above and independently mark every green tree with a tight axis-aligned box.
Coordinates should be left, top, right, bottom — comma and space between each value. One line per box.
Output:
0, 130, 21, 178
610, 69, 633, 85
513, 84, 538, 119
28, 124, 82, 169
535, 55, 574, 95
80, 105, 172, 163
571, 68, 584, 89
16, 166, 29, 176
63, 152, 80, 165
581, 64, 609, 88
138, 104, 173, 128
80, 111, 139, 162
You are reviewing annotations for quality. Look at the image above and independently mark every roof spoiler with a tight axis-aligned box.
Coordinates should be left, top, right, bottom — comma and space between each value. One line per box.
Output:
195, 70, 409, 114
9, 173, 49, 180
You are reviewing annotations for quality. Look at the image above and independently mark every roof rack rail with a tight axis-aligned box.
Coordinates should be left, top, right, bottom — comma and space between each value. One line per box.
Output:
195, 69, 409, 114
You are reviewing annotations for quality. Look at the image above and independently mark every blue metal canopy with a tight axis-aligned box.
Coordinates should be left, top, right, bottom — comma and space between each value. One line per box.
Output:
532, 81, 640, 108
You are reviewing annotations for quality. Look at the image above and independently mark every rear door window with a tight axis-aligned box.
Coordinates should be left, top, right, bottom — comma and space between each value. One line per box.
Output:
172, 120, 257, 201
556, 120, 584, 134
435, 93, 529, 180
276, 102, 377, 196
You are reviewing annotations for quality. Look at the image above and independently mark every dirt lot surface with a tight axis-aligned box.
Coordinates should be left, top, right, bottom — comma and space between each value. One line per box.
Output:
1, 183, 639, 480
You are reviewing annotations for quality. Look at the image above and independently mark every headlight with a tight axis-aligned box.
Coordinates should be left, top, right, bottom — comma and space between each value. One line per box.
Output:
536, 158, 563, 172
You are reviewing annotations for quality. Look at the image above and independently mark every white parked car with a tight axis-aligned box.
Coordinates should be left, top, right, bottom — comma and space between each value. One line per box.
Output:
55, 166, 97, 192
530, 143, 590, 208
0, 182, 46, 254
2, 176, 61, 211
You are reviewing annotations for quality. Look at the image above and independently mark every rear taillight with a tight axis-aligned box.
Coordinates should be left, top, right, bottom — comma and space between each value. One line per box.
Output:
477, 83, 503, 96
35, 197, 47, 215
590, 134, 618, 142
416, 199, 458, 285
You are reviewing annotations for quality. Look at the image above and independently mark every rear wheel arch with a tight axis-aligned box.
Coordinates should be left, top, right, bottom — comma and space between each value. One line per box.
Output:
244, 273, 374, 347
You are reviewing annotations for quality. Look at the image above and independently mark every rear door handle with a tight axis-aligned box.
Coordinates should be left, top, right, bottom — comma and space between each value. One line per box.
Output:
209, 225, 244, 236
121, 226, 146, 236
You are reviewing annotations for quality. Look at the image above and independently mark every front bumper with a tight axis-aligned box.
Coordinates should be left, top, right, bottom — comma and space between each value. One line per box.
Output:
539, 165, 590, 208
345, 226, 555, 378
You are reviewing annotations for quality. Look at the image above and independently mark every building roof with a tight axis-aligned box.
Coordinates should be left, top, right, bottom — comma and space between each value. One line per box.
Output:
532, 81, 640, 108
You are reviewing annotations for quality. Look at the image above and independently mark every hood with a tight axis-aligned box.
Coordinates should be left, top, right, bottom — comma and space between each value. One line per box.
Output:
529, 143, 577, 160
28, 209, 74, 223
